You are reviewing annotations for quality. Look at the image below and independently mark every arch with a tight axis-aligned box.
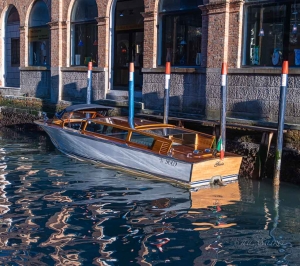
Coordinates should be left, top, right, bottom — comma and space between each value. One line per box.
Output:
25, 0, 50, 28
0, 4, 21, 87
29, 0, 50, 27
7, 6, 20, 23
71, 0, 98, 22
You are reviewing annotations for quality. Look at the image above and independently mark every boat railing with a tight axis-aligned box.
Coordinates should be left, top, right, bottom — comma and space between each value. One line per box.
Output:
78, 119, 173, 155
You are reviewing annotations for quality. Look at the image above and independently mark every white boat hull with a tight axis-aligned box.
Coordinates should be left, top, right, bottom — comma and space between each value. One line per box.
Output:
39, 123, 239, 187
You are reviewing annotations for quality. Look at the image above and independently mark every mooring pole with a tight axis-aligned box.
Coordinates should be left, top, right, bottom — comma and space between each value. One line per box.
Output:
163, 62, 171, 124
87, 62, 92, 105
217, 62, 228, 160
274, 61, 288, 186
128, 62, 135, 129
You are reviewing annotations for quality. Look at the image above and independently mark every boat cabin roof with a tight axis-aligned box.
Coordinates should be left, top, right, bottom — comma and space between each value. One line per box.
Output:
56, 104, 113, 119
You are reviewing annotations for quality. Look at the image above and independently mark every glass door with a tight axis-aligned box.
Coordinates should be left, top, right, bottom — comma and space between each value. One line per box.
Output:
113, 30, 143, 90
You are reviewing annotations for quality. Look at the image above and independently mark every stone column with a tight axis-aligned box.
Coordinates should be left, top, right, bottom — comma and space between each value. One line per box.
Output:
19, 25, 26, 68
199, 0, 231, 68
141, 11, 157, 68
227, 0, 244, 68
48, 21, 60, 103
96, 16, 109, 69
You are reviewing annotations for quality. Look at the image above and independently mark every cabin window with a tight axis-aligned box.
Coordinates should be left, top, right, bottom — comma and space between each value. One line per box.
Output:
129, 132, 155, 148
243, 0, 300, 67
159, 0, 203, 66
71, 0, 98, 66
104, 126, 128, 140
86, 124, 129, 140
85, 121, 105, 133
173, 133, 196, 145
28, 0, 50, 66
64, 121, 82, 130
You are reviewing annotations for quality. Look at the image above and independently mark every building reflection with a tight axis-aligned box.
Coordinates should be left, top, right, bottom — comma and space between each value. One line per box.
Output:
0, 148, 11, 248
0, 132, 300, 266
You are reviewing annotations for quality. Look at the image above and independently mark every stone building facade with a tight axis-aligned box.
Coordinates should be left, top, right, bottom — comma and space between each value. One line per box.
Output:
0, 0, 300, 124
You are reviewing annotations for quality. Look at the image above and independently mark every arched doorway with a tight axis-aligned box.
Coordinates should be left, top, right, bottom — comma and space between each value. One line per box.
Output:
112, 0, 144, 90
5, 6, 20, 87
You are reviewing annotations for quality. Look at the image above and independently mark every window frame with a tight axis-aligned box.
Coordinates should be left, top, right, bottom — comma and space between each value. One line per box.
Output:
28, 0, 50, 66
70, 0, 98, 67
158, 2, 203, 67
11, 38, 20, 67
243, 0, 300, 67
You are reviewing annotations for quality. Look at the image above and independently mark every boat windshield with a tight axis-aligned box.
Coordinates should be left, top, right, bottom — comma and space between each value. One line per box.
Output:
141, 128, 191, 137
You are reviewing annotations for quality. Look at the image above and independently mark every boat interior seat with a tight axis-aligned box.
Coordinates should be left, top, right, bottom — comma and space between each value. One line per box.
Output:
196, 135, 215, 150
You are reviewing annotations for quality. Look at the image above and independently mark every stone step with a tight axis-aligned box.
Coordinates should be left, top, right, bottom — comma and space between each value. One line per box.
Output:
0, 87, 22, 97
106, 90, 142, 102
95, 99, 144, 109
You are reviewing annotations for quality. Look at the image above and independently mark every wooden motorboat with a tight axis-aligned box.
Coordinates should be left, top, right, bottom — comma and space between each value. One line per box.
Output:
35, 104, 242, 188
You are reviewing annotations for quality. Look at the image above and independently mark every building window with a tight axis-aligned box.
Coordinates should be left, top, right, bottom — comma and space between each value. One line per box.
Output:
159, 0, 203, 66
28, 0, 50, 66
71, 0, 98, 66
11, 38, 20, 66
244, 0, 300, 67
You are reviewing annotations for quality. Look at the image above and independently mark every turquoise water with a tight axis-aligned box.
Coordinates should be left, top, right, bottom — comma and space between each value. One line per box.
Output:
0, 129, 300, 265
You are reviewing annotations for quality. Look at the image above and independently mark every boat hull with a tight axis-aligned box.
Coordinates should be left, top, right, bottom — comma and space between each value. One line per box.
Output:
38, 122, 241, 187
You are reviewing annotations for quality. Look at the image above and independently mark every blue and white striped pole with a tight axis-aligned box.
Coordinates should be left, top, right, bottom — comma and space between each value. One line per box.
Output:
87, 62, 92, 105
163, 62, 171, 124
128, 62, 135, 129
274, 61, 288, 186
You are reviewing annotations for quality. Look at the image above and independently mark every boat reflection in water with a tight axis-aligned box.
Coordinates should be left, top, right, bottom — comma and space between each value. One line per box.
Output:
0, 129, 300, 265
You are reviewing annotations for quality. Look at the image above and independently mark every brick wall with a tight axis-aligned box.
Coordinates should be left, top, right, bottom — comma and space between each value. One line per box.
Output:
61, 70, 106, 102
20, 69, 51, 98
142, 72, 206, 114
1, 0, 300, 125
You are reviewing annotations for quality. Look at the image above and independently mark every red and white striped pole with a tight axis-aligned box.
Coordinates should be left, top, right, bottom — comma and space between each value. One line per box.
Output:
217, 62, 228, 160
163, 62, 171, 124
274, 61, 289, 186
87, 62, 93, 105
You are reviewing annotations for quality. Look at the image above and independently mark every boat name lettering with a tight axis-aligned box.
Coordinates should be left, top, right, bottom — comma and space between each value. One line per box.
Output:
160, 158, 177, 167
214, 161, 224, 167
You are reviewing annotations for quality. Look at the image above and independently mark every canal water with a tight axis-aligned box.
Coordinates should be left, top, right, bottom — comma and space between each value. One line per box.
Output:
0, 129, 300, 266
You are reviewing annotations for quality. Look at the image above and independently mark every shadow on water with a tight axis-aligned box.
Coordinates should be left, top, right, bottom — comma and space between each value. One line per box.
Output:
0, 129, 300, 265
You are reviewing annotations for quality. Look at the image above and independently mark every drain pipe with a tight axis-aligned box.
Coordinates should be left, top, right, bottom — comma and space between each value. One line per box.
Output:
128, 62, 135, 129
163, 62, 171, 124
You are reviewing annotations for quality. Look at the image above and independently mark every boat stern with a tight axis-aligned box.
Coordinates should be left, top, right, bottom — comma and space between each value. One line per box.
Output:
190, 155, 243, 187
